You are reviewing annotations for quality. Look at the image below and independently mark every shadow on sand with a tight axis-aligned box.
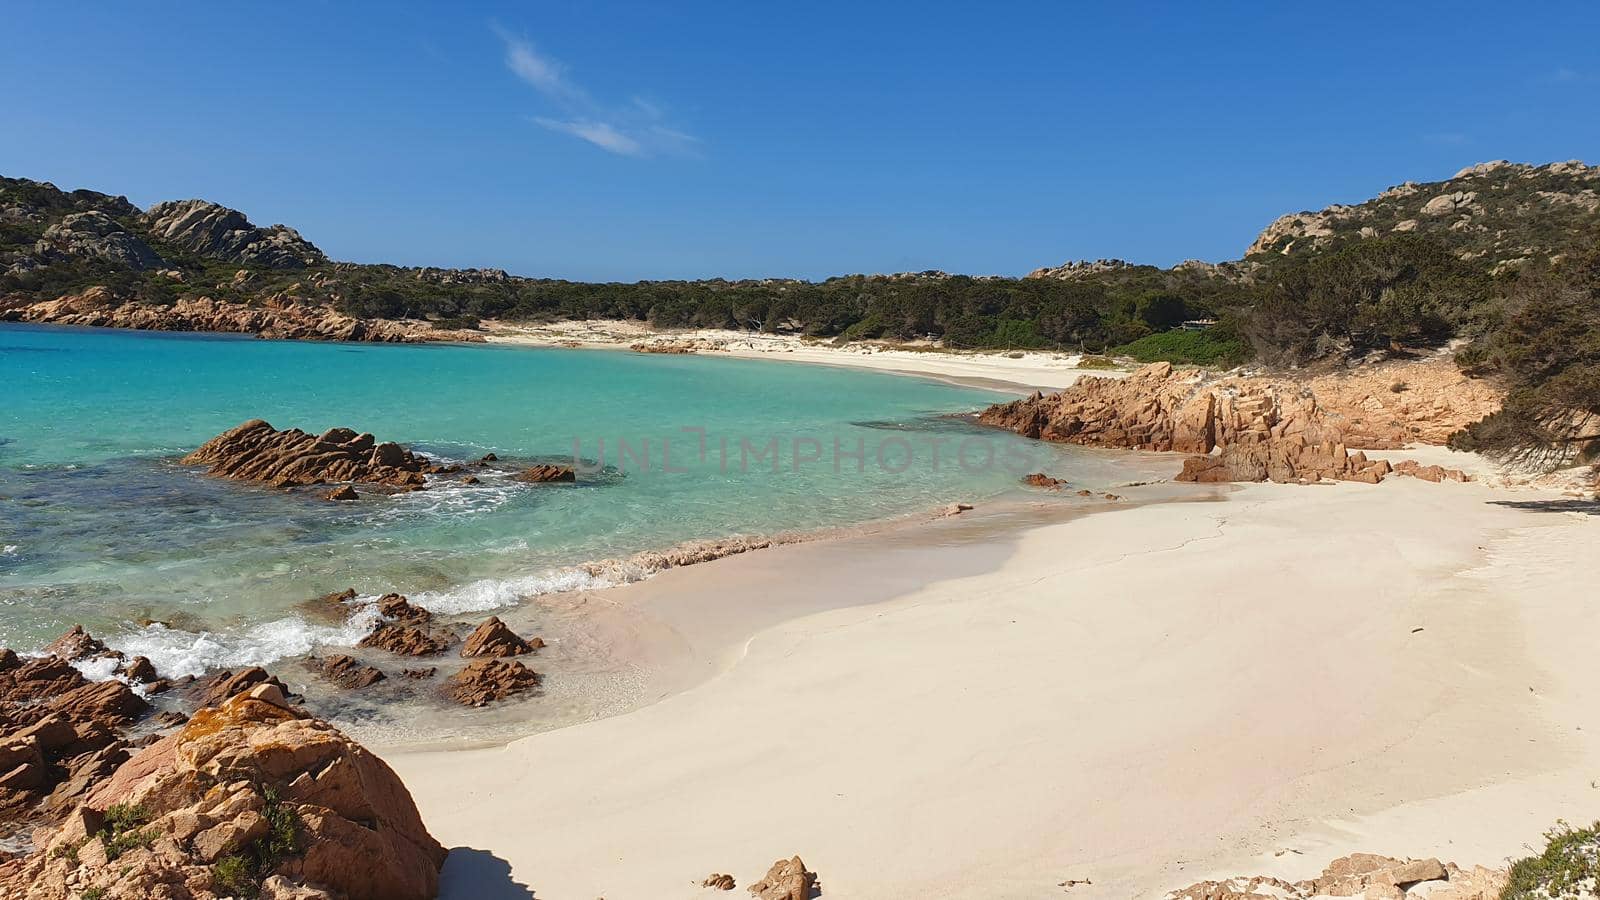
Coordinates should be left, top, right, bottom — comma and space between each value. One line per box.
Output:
1490, 498, 1600, 516
438, 847, 537, 899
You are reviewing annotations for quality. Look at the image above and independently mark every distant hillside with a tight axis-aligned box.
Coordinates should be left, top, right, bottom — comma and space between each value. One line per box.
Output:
2, 162, 1596, 371
1242, 159, 1600, 271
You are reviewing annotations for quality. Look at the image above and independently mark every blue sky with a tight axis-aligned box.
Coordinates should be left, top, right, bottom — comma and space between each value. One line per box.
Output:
5, 2, 1598, 280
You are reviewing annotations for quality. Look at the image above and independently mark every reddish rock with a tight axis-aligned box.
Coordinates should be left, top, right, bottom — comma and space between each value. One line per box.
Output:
309, 654, 386, 689
182, 419, 452, 489
3, 689, 448, 900
375, 592, 432, 625
1392, 459, 1471, 483
442, 659, 541, 707
41, 625, 111, 662
323, 484, 359, 501
1166, 852, 1488, 900
0, 288, 487, 345
1022, 472, 1067, 489
462, 475, 481, 485
192, 666, 291, 709
399, 667, 436, 680
748, 856, 817, 900
512, 463, 576, 483
121, 655, 158, 683
460, 617, 542, 658
703, 873, 736, 890
360, 623, 449, 657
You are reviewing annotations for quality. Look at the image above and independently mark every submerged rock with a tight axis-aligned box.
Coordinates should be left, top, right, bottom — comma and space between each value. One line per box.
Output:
308, 654, 386, 690
511, 464, 576, 483
359, 623, 449, 657
442, 659, 541, 707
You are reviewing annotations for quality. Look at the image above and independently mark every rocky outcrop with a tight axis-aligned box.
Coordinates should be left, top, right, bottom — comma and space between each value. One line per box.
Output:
34, 211, 165, 270
460, 617, 542, 658
1166, 852, 1505, 900
1244, 159, 1600, 268
0, 685, 447, 900
141, 199, 326, 268
512, 464, 576, 483
747, 856, 818, 900
981, 362, 1217, 452
189, 667, 293, 710
1022, 473, 1067, 489
442, 659, 540, 707
308, 655, 386, 690
703, 873, 736, 890
981, 359, 1499, 485
359, 623, 450, 657
183, 419, 456, 490
0, 289, 476, 344
356, 593, 451, 657
1177, 441, 1393, 485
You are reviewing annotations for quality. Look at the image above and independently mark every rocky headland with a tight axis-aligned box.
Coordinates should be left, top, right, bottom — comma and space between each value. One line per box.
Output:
979, 357, 1499, 485
0, 626, 449, 900
0, 287, 479, 344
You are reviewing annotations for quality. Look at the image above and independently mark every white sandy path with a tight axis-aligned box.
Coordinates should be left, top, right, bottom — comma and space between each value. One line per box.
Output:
389, 480, 1598, 899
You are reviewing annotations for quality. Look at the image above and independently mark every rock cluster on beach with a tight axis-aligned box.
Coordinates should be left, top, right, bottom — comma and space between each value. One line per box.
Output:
0, 628, 448, 900
1165, 851, 1506, 900
979, 359, 1490, 485
182, 419, 457, 491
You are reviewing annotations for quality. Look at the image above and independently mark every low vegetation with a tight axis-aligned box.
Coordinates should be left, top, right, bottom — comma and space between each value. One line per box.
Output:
1501, 820, 1600, 900
99, 802, 156, 861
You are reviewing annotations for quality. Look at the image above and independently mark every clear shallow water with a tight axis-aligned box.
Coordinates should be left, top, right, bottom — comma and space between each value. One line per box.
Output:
0, 323, 1145, 679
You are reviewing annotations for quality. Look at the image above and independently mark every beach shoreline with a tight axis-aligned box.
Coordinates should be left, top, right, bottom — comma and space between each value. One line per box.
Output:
382, 446, 1599, 899
477, 318, 1119, 392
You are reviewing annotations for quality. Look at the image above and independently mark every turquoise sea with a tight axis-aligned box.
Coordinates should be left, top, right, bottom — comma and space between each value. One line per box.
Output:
0, 323, 1147, 680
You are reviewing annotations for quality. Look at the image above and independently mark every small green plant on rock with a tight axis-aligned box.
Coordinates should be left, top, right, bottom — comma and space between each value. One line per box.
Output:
99, 803, 156, 861
208, 786, 303, 898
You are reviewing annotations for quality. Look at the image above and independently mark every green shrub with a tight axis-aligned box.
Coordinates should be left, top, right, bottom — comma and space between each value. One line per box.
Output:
1110, 328, 1251, 367
99, 803, 155, 861
212, 854, 255, 897
206, 786, 302, 898
1502, 820, 1600, 899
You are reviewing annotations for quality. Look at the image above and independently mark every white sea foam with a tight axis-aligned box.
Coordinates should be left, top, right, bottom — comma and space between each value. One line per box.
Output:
111, 604, 383, 678
1, 544, 17, 556
408, 567, 623, 615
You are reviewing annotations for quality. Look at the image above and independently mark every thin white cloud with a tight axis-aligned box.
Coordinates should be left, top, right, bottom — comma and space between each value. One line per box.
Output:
533, 118, 644, 156
495, 27, 699, 158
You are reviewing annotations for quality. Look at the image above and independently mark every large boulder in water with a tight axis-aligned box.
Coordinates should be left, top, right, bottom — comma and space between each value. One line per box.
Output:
182, 420, 456, 489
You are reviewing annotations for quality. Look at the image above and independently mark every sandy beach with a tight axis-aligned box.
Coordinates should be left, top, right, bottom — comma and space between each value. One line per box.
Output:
478, 319, 1115, 392
387, 441, 1599, 898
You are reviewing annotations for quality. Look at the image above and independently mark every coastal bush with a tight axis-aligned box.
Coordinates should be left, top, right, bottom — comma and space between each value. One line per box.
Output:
1243, 235, 1492, 365
1501, 820, 1600, 899
1451, 240, 1600, 469
1111, 324, 1251, 367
